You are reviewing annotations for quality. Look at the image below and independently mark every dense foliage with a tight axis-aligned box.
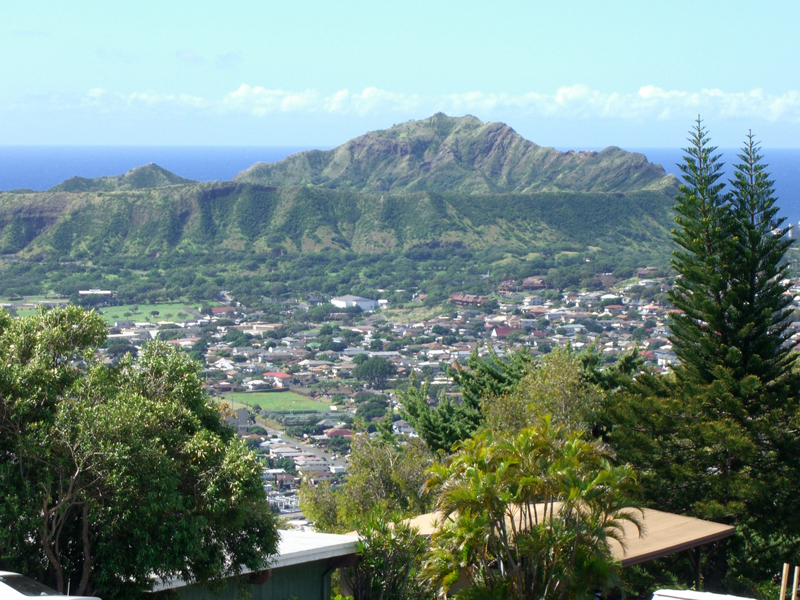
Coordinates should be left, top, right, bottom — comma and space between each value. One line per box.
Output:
423, 423, 641, 600
0, 307, 279, 600
299, 420, 435, 533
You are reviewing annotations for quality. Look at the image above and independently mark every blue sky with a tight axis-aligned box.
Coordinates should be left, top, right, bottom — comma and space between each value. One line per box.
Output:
2, 1, 799, 149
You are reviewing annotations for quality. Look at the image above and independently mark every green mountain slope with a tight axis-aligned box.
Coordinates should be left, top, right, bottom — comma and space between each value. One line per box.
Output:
234, 113, 673, 194
0, 182, 676, 260
49, 164, 196, 193
0, 114, 682, 301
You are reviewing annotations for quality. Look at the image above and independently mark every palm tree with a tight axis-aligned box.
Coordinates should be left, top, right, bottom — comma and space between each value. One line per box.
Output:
423, 420, 641, 600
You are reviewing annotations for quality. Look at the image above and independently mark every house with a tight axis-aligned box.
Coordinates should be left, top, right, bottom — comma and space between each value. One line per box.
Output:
148, 529, 358, 600
224, 408, 251, 432
522, 277, 547, 290
324, 428, 353, 439
392, 419, 415, 436
263, 371, 294, 388
449, 292, 491, 307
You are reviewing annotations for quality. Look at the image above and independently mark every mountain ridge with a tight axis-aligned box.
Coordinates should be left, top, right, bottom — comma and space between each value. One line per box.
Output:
234, 113, 674, 194
0, 114, 681, 299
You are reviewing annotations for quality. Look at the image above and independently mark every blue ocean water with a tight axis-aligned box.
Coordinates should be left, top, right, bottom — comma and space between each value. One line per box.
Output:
593, 147, 800, 225
2, 145, 799, 223
0, 146, 314, 192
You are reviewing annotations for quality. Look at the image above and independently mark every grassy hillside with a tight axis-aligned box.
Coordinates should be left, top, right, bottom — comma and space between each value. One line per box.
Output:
0, 114, 683, 304
0, 182, 676, 259
0, 179, 677, 304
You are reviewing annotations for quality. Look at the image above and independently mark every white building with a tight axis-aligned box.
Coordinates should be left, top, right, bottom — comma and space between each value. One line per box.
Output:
331, 295, 379, 312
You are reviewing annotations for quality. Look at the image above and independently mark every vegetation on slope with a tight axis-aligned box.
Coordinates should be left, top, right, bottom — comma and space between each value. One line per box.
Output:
234, 113, 675, 194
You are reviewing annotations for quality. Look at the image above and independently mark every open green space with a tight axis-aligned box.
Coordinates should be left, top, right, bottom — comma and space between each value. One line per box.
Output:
97, 303, 204, 325
220, 391, 329, 412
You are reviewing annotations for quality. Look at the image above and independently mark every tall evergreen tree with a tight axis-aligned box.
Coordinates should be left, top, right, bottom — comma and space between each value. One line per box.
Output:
725, 133, 794, 387
668, 118, 731, 385
609, 122, 800, 593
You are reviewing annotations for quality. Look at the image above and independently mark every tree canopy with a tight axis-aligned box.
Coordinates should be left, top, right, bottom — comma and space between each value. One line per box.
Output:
353, 356, 398, 388
299, 420, 434, 533
0, 306, 278, 600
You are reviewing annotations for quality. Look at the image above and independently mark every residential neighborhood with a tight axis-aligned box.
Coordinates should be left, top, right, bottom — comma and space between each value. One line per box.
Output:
5, 269, 793, 530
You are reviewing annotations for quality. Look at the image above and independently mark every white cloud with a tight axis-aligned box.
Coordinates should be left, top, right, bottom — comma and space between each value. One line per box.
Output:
63, 84, 800, 123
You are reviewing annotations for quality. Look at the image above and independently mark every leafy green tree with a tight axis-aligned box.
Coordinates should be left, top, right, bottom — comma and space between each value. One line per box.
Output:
0, 307, 278, 600
403, 346, 637, 453
299, 430, 434, 533
482, 346, 604, 437
344, 511, 433, 600
353, 356, 397, 388
422, 422, 641, 600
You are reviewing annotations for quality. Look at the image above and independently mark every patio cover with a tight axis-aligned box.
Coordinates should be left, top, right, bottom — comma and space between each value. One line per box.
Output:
404, 506, 734, 567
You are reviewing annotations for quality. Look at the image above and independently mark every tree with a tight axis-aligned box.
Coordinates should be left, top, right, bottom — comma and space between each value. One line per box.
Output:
725, 132, 794, 388
608, 124, 800, 593
402, 347, 533, 453
299, 428, 434, 533
353, 356, 397, 388
482, 346, 604, 437
422, 422, 641, 600
344, 511, 433, 600
0, 307, 278, 600
402, 345, 638, 453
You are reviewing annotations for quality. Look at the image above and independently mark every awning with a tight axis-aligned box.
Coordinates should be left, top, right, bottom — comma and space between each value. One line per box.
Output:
405, 506, 734, 567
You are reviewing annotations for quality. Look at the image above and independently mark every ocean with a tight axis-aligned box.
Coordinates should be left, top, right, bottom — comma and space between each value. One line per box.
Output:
2, 145, 800, 223
0, 146, 312, 192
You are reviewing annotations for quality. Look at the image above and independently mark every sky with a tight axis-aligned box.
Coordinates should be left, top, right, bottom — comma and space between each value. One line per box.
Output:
2, 1, 800, 149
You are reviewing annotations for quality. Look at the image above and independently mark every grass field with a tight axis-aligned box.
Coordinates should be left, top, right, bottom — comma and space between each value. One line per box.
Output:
219, 391, 330, 413
96, 303, 204, 325
2, 300, 213, 325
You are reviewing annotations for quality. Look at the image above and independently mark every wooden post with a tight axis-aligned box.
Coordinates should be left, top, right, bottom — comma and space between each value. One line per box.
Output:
781, 563, 790, 600
792, 565, 799, 600
695, 547, 702, 591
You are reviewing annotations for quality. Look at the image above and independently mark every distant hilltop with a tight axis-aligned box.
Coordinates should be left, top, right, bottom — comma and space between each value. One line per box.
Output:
234, 113, 674, 194
49, 164, 197, 193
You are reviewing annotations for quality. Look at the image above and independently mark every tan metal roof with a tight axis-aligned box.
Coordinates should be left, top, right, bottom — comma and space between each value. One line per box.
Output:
404, 506, 734, 567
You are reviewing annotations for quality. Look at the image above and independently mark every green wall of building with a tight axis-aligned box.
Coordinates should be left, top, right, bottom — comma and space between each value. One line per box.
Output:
171, 561, 333, 600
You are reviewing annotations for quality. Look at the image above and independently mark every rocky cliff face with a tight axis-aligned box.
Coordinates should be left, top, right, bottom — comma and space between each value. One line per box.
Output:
234, 113, 670, 194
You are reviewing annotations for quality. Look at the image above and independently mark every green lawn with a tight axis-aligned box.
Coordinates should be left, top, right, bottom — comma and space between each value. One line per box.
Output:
96, 303, 206, 325
220, 391, 330, 413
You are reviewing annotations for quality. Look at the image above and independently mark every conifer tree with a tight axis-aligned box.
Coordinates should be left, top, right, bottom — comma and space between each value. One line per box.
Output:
669, 120, 794, 395
668, 118, 730, 385
611, 122, 800, 591
725, 133, 794, 388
